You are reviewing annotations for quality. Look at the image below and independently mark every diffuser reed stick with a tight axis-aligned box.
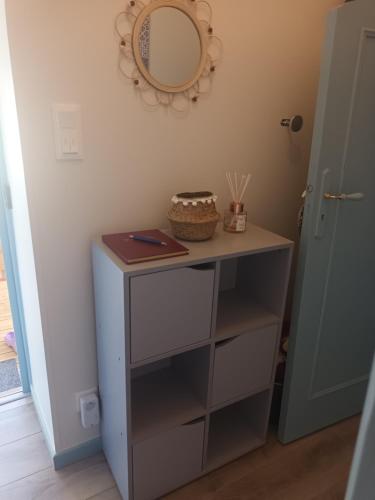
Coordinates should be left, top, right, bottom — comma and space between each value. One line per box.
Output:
226, 172, 252, 203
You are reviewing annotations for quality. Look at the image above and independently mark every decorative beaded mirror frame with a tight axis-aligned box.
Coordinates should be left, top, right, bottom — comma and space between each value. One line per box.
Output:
115, 0, 222, 111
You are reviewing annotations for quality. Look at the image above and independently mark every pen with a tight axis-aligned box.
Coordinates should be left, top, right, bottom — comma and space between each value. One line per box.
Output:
129, 234, 168, 246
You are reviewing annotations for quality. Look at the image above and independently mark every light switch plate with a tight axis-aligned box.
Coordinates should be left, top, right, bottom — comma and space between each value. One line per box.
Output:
52, 103, 83, 161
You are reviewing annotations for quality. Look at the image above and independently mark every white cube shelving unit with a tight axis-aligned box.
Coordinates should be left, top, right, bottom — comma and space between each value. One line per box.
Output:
92, 225, 293, 500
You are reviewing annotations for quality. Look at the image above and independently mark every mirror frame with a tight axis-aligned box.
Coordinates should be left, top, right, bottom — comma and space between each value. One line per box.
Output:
116, 0, 222, 111
132, 0, 207, 93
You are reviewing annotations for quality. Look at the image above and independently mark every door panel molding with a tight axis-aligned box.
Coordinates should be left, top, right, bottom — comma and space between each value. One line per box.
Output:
311, 375, 369, 400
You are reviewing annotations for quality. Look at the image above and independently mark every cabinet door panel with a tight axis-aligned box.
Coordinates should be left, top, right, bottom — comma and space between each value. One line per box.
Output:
212, 325, 278, 406
130, 267, 214, 363
133, 420, 204, 500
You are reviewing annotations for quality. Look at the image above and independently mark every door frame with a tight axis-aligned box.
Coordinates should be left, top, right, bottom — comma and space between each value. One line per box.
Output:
345, 354, 375, 499
0, 133, 30, 396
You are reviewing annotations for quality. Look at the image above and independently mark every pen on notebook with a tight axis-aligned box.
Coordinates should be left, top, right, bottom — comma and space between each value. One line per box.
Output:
129, 234, 168, 246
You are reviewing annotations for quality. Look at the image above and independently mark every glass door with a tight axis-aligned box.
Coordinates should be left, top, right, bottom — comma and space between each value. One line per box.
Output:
0, 137, 29, 403
0, 241, 22, 398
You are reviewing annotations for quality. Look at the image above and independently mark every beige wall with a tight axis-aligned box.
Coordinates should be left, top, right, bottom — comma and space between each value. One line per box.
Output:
5, 0, 341, 453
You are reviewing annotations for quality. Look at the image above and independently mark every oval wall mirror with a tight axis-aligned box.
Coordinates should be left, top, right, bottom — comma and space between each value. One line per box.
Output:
116, 0, 222, 111
134, 6, 203, 91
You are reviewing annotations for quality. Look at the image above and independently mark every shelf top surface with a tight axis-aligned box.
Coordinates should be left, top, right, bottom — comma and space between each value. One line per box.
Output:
93, 224, 293, 276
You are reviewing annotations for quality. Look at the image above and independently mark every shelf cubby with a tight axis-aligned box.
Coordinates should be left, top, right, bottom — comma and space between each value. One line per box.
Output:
215, 251, 290, 338
206, 391, 270, 471
216, 290, 279, 339
131, 346, 210, 443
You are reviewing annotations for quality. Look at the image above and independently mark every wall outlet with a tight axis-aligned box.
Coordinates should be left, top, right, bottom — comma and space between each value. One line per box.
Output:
79, 393, 100, 429
75, 388, 98, 413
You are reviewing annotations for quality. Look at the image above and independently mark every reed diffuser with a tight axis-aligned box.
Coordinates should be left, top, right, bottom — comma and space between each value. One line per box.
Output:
224, 172, 252, 233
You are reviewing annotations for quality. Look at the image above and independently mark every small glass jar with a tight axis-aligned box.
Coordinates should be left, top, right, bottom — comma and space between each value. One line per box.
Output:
224, 202, 247, 233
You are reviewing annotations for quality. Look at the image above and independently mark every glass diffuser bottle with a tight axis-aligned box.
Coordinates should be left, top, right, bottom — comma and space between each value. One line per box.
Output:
224, 172, 251, 233
224, 202, 247, 233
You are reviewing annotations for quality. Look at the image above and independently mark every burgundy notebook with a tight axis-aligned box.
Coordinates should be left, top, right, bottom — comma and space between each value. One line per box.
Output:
102, 229, 189, 265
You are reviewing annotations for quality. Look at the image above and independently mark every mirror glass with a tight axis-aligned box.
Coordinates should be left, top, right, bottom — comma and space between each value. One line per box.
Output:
138, 7, 202, 88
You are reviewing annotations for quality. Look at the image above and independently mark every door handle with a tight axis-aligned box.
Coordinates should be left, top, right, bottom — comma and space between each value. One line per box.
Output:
182, 417, 205, 426
324, 192, 365, 201
188, 264, 215, 271
216, 336, 239, 348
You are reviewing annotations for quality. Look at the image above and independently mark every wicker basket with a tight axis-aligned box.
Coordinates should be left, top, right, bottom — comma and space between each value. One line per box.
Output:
168, 192, 220, 241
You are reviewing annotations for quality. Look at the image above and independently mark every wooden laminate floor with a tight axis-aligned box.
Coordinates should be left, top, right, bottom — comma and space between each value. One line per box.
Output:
0, 398, 359, 500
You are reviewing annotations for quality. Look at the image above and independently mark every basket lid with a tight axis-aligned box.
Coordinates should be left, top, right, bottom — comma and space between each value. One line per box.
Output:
171, 192, 218, 206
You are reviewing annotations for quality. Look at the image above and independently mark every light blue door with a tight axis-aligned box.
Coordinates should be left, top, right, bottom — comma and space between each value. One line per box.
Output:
279, 0, 375, 443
